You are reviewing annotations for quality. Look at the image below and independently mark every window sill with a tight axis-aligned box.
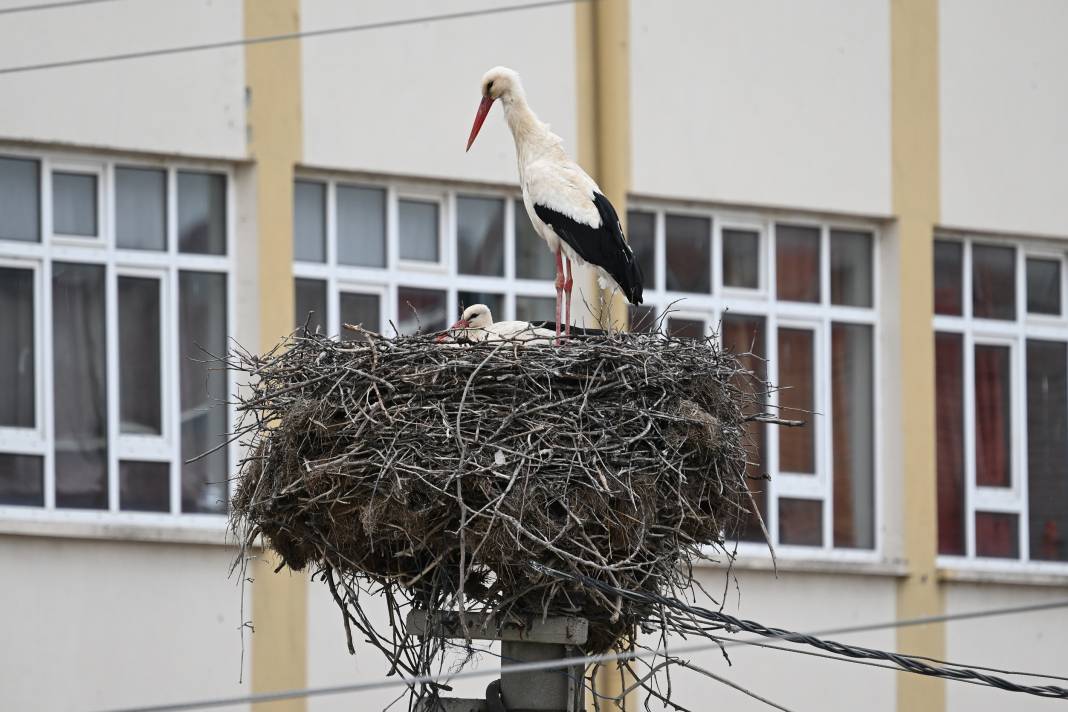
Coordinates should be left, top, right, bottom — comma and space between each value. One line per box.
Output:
0, 514, 235, 547
697, 553, 909, 578
938, 565, 1068, 588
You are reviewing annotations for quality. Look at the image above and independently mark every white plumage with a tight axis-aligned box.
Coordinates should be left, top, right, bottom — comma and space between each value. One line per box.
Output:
439, 304, 555, 345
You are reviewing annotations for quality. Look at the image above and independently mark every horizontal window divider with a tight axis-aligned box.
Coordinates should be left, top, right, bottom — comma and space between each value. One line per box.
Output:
971, 489, 1023, 512
774, 475, 825, 499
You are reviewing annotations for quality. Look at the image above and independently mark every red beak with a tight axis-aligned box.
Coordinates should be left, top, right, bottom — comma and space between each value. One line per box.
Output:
450, 319, 470, 330
466, 96, 495, 152
435, 319, 469, 343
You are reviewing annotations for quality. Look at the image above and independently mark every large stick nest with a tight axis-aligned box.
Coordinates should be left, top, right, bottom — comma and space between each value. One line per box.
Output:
229, 327, 772, 684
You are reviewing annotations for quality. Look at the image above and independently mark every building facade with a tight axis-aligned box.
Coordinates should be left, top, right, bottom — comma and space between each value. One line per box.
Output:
1, 1, 1066, 710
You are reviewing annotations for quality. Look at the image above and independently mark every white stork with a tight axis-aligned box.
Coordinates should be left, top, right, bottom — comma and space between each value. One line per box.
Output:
465, 66, 643, 340
438, 303, 555, 345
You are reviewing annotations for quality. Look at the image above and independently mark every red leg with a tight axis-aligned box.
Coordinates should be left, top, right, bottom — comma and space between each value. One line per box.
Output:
564, 256, 574, 339
553, 249, 564, 340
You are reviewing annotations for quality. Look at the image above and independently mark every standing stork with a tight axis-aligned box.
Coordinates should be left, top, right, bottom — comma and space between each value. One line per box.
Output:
465, 66, 643, 339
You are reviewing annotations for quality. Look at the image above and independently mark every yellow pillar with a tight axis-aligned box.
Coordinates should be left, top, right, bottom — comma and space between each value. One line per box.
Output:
891, 1, 945, 710
245, 1, 307, 709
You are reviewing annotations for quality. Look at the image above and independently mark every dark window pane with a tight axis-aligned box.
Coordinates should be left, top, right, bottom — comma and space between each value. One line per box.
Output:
339, 292, 380, 339
337, 185, 386, 267
722, 314, 767, 542
397, 287, 445, 335
295, 278, 327, 333
934, 240, 963, 315
776, 224, 820, 302
53, 262, 107, 509
975, 512, 1019, 559
118, 276, 162, 435
458, 291, 503, 322
665, 214, 710, 293
120, 460, 169, 512
831, 323, 874, 549
779, 498, 822, 546
0, 156, 39, 242
1026, 258, 1061, 315
777, 327, 816, 473
972, 244, 1015, 320
515, 201, 555, 281
458, 196, 504, 276
399, 200, 439, 262
936, 332, 966, 555
52, 172, 97, 237
515, 295, 555, 323
179, 271, 228, 514
293, 180, 326, 263
974, 344, 1011, 487
723, 229, 759, 289
0, 267, 35, 428
628, 304, 657, 334
667, 317, 704, 338
830, 230, 873, 307
1027, 339, 1068, 562
178, 171, 226, 255
627, 211, 656, 291
116, 167, 166, 251
0, 454, 43, 506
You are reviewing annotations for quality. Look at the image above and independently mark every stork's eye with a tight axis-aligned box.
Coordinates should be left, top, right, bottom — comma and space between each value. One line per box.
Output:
487, 80, 494, 93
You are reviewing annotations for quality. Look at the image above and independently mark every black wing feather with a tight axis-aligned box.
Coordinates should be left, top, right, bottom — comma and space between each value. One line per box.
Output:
533, 192, 644, 304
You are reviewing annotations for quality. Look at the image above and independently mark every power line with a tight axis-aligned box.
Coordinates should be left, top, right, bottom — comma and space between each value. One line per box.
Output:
95, 594, 1068, 712
0, 0, 127, 16
0, 0, 586, 76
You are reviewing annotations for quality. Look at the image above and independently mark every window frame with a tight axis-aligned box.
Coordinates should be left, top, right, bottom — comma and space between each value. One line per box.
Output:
49, 159, 106, 243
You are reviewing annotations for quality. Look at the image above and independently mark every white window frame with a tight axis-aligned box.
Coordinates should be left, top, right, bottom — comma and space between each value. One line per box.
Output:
0, 147, 236, 531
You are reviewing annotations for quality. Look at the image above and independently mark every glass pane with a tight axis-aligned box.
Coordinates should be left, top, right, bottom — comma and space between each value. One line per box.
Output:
1026, 258, 1061, 315
179, 271, 228, 514
295, 278, 327, 333
337, 185, 386, 267
515, 200, 555, 280
934, 240, 963, 315
515, 295, 555, 324
293, 180, 326, 263
397, 287, 445, 335
52, 172, 97, 237
830, 230, 873, 307
0, 156, 39, 242
120, 460, 169, 512
1027, 339, 1068, 561
399, 199, 439, 262
972, 244, 1015, 320
118, 276, 162, 435
0, 267, 34, 428
935, 332, 966, 555
458, 291, 503, 322
667, 317, 704, 338
975, 511, 1019, 559
116, 167, 166, 251
831, 323, 874, 549
974, 344, 1011, 487
776, 224, 820, 302
665, 214, 710, 293
777, 327, 816, 473
723, 228, 759, 290
779, 498, 822, 546
0, 454, 43, 507
627, 211, 656, 291
53, 262, 107, 509
339, 292, 380, 339
722, 314, 767, 542
458, 196, 504, 276
178, 171, 226, 255
628, 304, 657, 334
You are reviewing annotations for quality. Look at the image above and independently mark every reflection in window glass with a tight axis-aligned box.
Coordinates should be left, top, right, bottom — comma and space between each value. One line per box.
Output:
120, 460, 169, 512
628, 304, 657, 333
399, 200, 439, 262
293, 180, 326, 263
831, 323, 874, 549
1026, 258, 1061, 315
665, 214, 710, 293
627, 211, 656, 291
179, 271, 228, 514
776, 224, 820, 302
667, 318, 704, 338
935, 332, 965, 555
515, 201, 555, 280
515, 295, 555, 324
0, 454, 43, 507
974, 344, 1011, 488
53, 262, 108, 509
972, 244, 1015, 320
458, 291, 503, 321
830, 230, 873, 307
340, 292, 380, 339
338, 185, 386, 267
295, 278, 328, 333
0, 156, 39, 242
52, 172, 98, 236
118, 276, 162, 435
975, 511, 1018, 558
178, 171, 226, 255
1026, 339, 1068, 561
777, 327, 815, 473
723, 229, 759, 289
397, 287, 445, 335
722, 314, 767, 542
779, 498, 822, 546
934, 240, 963, 315
458, 196, 504, 276
0, 267, 34, 428
116, 167, 166, 251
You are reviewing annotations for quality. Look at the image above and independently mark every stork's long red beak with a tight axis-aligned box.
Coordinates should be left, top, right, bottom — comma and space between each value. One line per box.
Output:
435, 318, 470, 343
466, 96, 494, 152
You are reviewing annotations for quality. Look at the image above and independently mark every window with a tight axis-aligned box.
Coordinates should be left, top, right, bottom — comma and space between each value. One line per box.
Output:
934, 236, 1068, 563
637, 206, 878, 553
0, 152, 232, 519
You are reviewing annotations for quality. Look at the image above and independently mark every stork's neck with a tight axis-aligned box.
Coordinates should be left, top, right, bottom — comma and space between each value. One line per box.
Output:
501, 92, 561, 166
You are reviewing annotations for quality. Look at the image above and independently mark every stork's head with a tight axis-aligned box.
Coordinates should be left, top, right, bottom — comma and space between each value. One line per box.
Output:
453, 303, 494, 331
466, 66, 522, 152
